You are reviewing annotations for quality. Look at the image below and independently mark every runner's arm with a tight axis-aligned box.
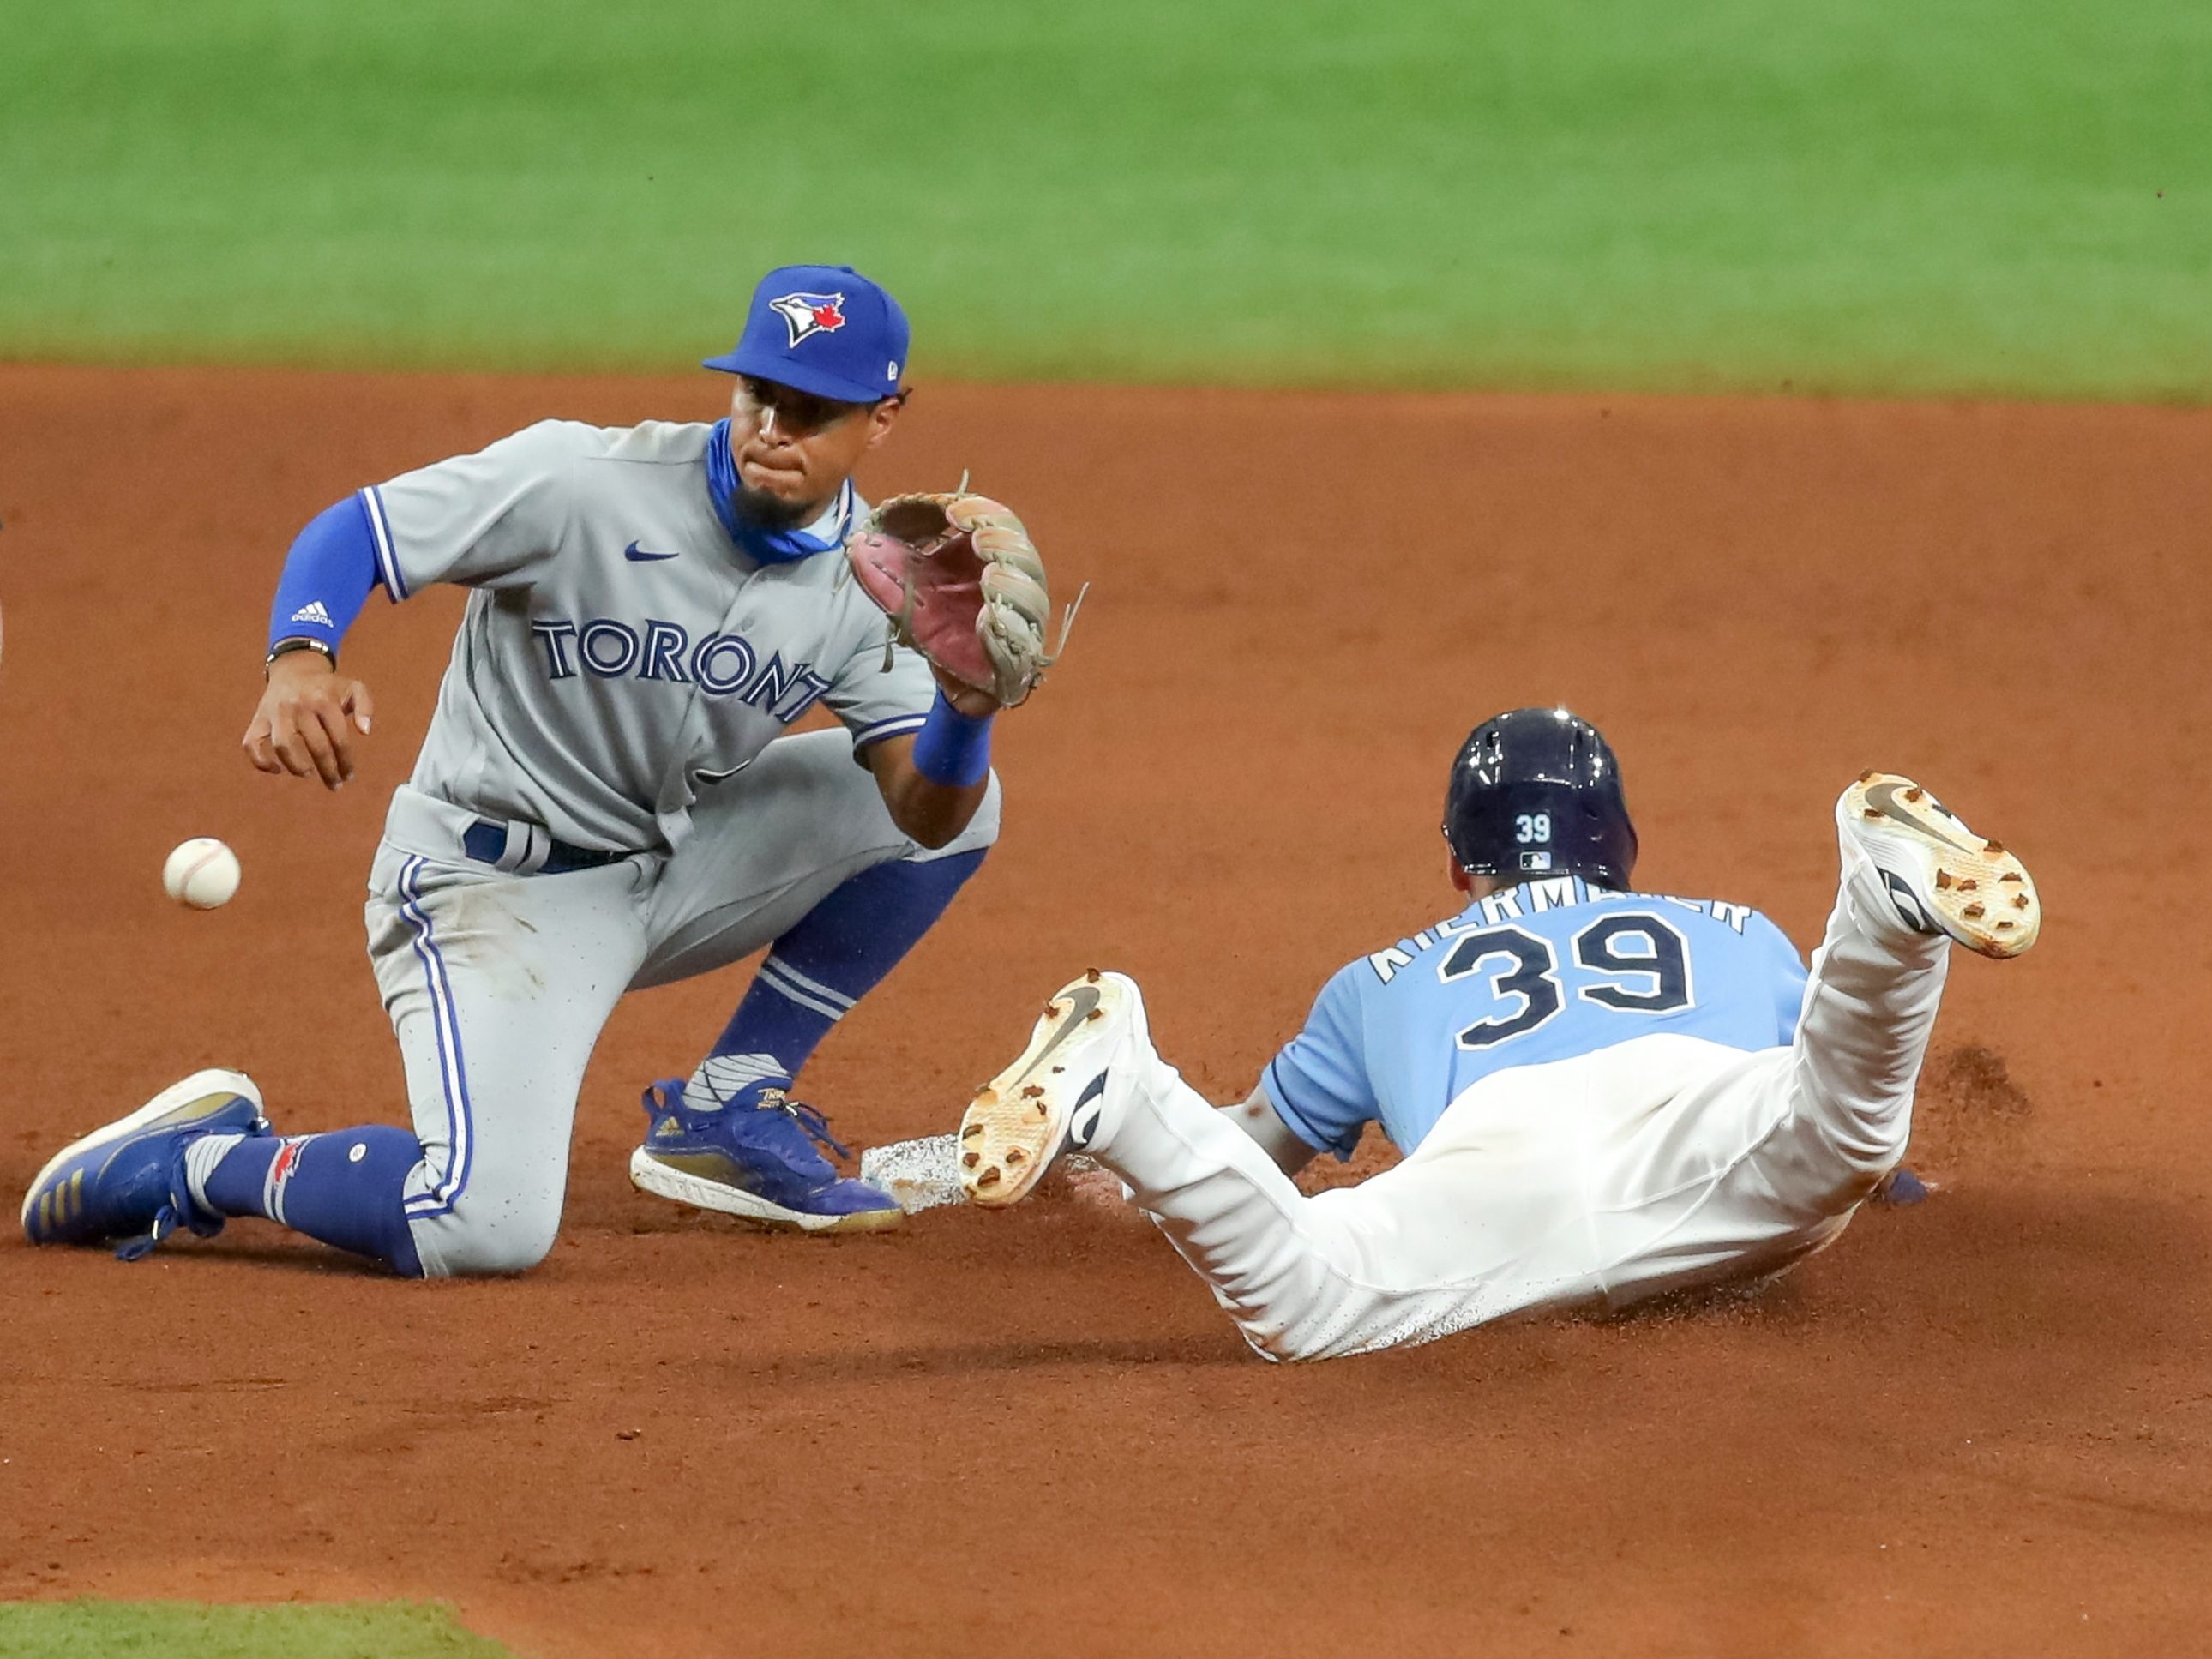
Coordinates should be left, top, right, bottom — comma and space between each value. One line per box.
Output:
1221, 1085, 1320, 1177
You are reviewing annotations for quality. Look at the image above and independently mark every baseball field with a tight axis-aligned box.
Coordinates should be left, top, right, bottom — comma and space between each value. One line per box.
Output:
3, 3, 2209, 1656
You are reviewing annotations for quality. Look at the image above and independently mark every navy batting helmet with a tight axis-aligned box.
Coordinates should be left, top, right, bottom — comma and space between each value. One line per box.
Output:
1442, 707, 1638, 890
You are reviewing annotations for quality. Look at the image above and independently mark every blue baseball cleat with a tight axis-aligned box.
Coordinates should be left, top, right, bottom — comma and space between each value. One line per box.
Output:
628, 1075, 903, 1234
21, 1068, 271, 1259
1873, 1166, 1932, 1206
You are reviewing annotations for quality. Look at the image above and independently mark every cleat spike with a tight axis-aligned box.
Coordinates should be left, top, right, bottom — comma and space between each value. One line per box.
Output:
1085, 969, 1103, 984
1983, 839, 2005, 854
1958, 878, 1978, 892
2013, 893, 2031, 909
1903, 786, 1924, 802
962, 1151, 980, 1169
1935, 870, 1955, 890
1963, 902, 1986, 920
974, 1166, 1001, 1188
959, 1122, 984, 1140
1005, 1147, 1025, 1165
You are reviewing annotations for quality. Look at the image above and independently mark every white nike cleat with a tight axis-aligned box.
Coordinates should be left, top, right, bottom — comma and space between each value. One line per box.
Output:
959, 970, 1146, 1207
1840, 772, 2041, 959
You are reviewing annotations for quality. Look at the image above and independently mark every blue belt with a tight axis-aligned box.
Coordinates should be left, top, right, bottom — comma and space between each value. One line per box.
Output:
460, 818, 631, 877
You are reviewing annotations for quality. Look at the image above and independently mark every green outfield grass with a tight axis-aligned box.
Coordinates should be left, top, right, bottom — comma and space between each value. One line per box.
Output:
1, 0, 2204, 397
0, 1601, 517, 1657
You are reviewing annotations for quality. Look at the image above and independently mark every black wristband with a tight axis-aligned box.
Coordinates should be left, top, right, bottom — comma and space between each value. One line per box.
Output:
265, 637, 338, 676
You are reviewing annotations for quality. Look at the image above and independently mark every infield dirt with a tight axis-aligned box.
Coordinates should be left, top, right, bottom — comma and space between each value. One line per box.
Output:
1, 367, 2208, 1656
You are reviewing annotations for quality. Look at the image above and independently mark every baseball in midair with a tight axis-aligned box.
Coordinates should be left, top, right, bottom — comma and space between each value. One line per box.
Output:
163, 838, 242, 910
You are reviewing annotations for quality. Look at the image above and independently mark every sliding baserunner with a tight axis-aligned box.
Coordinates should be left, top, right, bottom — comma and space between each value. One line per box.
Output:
957, 708, 2038, 1361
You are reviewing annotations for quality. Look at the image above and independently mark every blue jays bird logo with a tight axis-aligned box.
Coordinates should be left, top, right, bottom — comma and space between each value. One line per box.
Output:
770, 292, 848, 348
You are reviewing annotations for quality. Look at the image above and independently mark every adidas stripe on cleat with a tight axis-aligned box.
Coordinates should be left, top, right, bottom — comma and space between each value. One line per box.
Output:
21, 1069, 271, 1257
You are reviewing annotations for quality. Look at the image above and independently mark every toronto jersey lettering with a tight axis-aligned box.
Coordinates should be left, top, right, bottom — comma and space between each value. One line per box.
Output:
1263, 876, 1810, 1157
360, 418, 937, 852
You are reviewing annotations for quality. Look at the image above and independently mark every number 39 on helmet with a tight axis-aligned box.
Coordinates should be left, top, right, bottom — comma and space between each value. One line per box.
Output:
1442, 707, 1639, 891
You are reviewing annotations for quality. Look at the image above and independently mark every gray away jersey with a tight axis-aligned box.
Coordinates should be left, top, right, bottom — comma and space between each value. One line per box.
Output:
360, 418, 938, 851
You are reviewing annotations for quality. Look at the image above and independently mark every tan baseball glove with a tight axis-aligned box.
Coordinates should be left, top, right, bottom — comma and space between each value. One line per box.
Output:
844, 489, 1079, 708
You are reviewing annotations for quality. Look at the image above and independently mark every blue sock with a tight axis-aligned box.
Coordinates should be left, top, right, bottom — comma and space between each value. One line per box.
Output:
198, 1127, 426, 1277
709, 850, 987, 1081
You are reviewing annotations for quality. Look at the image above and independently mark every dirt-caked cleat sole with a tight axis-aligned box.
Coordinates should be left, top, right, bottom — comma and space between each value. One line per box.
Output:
1842, 772, 2041, 959
960, 969, 1135, 1208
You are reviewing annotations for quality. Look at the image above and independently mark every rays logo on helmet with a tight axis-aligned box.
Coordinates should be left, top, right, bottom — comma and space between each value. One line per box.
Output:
769, 292, 848, 348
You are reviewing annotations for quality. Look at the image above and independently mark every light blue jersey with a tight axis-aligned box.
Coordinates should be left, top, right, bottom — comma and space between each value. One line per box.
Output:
1262, 876, 1808, 1158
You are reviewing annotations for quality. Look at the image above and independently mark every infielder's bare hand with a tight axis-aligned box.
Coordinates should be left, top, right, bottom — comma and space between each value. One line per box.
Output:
243, 652, 375, 789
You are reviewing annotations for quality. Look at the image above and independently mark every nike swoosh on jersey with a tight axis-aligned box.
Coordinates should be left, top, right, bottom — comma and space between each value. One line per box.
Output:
623, 541, 679, 562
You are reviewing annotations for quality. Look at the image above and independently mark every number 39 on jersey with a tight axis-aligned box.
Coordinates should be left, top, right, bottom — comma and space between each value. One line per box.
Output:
1265, 875, 1808, 1160
1439, 913, 1692, 1049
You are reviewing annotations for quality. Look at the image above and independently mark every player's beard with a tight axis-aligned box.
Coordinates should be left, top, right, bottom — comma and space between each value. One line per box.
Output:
731, 481, 823, 532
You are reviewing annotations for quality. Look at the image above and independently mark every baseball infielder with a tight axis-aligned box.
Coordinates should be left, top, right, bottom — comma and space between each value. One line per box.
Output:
958, 708, 2041, 1361
23, 265, 1064, 1275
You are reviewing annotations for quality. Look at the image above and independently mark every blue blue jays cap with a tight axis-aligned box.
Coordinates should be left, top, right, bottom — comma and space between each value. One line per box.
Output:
703, 264, 910, 404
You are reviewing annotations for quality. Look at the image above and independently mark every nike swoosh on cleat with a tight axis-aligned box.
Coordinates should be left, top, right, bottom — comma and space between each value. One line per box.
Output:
1007, 986, 1102, 1091
1067, 1073, 1109, 1148
1863, 780, 1979, 853
1881, 869, 1937, 934
623, 541, 679, 562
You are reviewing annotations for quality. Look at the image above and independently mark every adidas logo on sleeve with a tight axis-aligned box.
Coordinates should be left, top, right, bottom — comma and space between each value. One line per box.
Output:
289, 601, 335, 628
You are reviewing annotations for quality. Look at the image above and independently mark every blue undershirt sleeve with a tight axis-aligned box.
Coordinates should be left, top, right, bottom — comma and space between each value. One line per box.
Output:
265, 494, 385, 658
1259, 960, 1379, 1161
